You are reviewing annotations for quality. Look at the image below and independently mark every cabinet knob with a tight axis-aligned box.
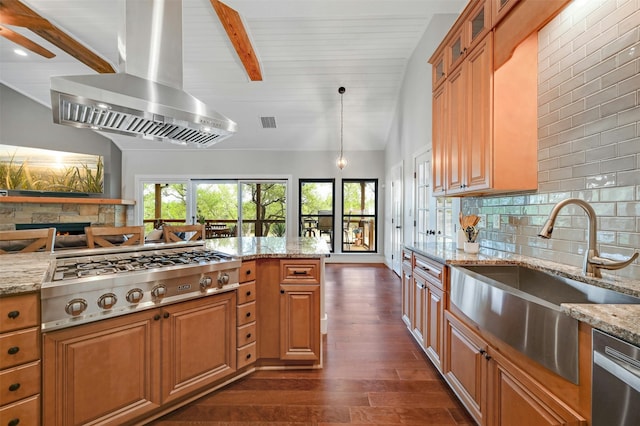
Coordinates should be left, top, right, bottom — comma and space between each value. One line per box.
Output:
8, 419, 20, 426
8, 383, 20, 392
246, 333, 252, 339
246, 353, 252, 360
7, 346, 19, 355
246, 269, 252, 275
246, 312, 251, 318
7, 310, 20, 319
246, 291, 252, 297
154, 314, 161, 321
163, 312, 170, 319
280, 289, 285, 294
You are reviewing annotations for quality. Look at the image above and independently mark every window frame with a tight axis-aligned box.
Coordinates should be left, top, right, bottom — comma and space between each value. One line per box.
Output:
341, 178, 378, 253
299, 178, 335, 252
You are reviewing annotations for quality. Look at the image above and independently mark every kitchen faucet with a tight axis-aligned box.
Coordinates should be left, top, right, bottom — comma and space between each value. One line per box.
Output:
538, 198, 639, 278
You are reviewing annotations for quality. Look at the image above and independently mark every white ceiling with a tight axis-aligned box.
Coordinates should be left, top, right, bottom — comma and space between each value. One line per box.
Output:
0, 0, 465, 152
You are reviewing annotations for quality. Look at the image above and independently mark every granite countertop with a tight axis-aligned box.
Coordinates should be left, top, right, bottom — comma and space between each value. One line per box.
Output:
405, 242, 640, 347
0, 237, 329, 297
205, 236, 330, 259
0, 252, 53, 296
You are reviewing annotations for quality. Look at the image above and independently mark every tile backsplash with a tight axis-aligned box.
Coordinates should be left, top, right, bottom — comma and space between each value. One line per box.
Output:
463, 0, 640, 279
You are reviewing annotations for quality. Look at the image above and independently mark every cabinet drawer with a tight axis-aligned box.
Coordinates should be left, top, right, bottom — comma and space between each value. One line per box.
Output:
0, 327, 39, 370
240, 261, 256, 283
237, 301, 256, 326
0, 294, 38, 333
280, 260, 320, 284
237, 322, 256, 347
414, 255, 443, 283
0, 394, 40, 426
237, 342, 256, 369
237, 282, 256, 305
0, 361, 40, 406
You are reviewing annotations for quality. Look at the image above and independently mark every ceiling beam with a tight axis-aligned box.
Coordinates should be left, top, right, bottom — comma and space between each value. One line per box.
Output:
210, 0, 262, 81
0, 24, 54, 58
0, 0, 115, 73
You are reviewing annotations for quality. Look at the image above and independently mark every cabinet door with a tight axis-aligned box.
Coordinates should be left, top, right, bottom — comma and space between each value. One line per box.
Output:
464, 34, 492, 192
280, 284, 320, 361
401, 257, 413, 328
488, 350, 587, 426
42, 310, 161, 426
466, 0, 491, 52
432, 83, 448, 195
425, 285, 444, 372
432, 50, 447, 89
444, 312, 487, 425
446, 64, 466, 195
161, 292, 236, 404
413, 274, 427, 346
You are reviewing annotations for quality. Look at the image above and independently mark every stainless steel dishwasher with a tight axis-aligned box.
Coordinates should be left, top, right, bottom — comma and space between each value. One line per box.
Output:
592, 329, 640, 425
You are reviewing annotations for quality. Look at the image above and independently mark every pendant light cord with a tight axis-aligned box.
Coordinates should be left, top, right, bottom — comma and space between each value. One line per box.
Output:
340, 89, 344, 159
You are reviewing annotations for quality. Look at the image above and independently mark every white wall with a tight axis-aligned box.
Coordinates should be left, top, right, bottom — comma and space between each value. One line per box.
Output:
383, 14, 460, 266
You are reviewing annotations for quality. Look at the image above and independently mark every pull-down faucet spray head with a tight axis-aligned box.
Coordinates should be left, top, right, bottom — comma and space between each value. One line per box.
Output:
538, 198, 638, 277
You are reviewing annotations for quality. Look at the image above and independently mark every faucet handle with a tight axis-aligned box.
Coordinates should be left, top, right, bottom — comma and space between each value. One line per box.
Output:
588, 252, 639, 271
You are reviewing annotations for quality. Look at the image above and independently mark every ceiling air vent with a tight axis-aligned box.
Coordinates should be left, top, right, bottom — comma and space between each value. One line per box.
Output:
260, 116, 277, 129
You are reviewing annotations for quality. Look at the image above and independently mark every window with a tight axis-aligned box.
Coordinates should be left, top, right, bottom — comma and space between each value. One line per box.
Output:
142, 182, 189, 233
140, 178, 288, 238
342, 179, 377, 252
299, 179, 335, 252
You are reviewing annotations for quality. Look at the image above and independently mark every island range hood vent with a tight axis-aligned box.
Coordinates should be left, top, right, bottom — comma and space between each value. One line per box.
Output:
50, 0, 237, 147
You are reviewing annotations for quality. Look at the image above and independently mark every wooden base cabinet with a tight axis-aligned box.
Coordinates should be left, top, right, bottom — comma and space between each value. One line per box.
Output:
444, 311, 586, 426
401, 251, 413, 328
42, 292, 236, 426
0, 293, 41, 426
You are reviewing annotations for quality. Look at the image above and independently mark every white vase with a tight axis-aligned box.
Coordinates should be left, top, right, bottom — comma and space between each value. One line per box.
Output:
457, 229, 466, 250
464, 242, 480, 254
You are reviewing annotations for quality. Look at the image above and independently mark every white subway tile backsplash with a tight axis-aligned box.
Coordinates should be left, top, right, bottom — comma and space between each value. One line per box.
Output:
585, 86, 618, 109
601, 155, 636, 173
600, 92, 636, 117
600, 123, 636, 144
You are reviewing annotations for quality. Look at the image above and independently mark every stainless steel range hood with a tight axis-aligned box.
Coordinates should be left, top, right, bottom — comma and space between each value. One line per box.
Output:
50, 0, 237, 147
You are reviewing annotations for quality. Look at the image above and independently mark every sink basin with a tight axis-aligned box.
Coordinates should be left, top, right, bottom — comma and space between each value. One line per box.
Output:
449, 264, 640, 384
460, 265, 640, 306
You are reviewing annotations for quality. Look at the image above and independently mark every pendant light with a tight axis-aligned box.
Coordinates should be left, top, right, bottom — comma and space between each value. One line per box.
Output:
336, 86, 347, 170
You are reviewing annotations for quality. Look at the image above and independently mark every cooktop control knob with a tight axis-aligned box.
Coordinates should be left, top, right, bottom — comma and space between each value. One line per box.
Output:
217, 272, 230, 288
151, 284, 167, 299
200, 275, 213, 291
65, 298, 88, 316
97, 293, 117, 310
126, 288, 144, 304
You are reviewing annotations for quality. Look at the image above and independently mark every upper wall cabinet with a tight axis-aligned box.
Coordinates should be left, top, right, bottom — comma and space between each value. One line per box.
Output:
428, 0, 568, 197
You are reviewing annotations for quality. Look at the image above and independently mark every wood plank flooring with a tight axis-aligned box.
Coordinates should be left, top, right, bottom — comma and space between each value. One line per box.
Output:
149, 263, 475, 425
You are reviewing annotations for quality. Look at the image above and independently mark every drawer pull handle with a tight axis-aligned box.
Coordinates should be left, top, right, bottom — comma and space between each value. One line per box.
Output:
7, 346, 19, 355
246, 291, 252, 296
293, 270, 307, 275
8, 383, 20, 392
246, 312, 251, 318
246, 333, 252, 339
7, 310, 20, 319
246, 270, 252, 275
8, 419, 20, 426
246, 353, 252, 360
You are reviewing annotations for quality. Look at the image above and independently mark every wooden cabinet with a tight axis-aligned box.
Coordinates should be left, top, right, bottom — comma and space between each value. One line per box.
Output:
42, 291, 236, 425
491, 0, 518, 25
0, 293, 40, 426
237, 260, 257, 369
401, 251, 413, 328
430, 0, 538, 196
444, 311, 488, 424
279, 260, 321, 362
444, 311, 586, 426
402, 251, 446, 373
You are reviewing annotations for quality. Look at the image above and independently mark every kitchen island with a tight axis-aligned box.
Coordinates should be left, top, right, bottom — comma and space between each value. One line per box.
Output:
0, 236, 329, 426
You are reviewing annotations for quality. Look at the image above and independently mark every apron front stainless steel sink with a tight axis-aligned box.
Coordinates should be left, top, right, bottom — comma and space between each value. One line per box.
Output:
450, 264, 640, 384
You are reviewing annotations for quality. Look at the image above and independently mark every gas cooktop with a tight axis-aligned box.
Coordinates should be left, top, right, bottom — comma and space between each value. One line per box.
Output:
51, 244, 235, 282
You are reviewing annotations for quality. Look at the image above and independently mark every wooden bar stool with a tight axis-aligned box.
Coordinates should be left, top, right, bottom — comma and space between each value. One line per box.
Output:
85, 226, 145, 248
0, 228, 56, 254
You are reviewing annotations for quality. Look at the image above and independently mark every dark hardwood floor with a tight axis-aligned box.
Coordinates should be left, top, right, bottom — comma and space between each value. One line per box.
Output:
150, 263, 475, 425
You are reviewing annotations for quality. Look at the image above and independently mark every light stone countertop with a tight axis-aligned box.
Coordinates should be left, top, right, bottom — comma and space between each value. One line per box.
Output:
405, 242, 640, 346
0, 237, 330, 297
0, 252, 53, 296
